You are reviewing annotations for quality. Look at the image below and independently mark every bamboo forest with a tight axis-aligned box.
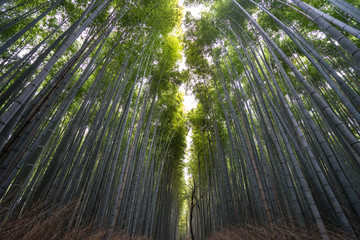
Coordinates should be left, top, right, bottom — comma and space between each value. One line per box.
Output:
0, 0, 360, 239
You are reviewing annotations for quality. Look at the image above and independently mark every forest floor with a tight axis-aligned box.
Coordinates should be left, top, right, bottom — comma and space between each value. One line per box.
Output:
1, 201, 358, 240
203, 225, 358, 240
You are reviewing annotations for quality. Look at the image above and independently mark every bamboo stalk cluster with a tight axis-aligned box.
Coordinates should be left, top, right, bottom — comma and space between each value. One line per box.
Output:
0, 0, 186, 239
186, 0, 360, 239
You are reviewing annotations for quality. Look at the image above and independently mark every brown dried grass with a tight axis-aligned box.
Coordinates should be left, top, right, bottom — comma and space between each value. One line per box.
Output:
205, 224, 357, 240
0, 201, 149, 240
1, 202, 357, 240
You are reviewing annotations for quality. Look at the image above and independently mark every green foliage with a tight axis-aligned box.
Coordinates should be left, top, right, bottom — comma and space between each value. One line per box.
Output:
2, 0, 360, 239
120, 0, 182, 33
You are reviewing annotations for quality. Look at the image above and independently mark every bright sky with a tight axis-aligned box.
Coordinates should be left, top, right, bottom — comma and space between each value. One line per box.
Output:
179, 84, 197, 112
179, 0, 209, 19
177, 0, 209, 72
183, 129, 193, 184
177, 0, 209, 184
177, 0, 208, 113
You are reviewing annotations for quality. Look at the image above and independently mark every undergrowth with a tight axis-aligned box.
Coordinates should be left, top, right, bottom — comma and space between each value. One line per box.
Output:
0, 201, 149, 240
205, 224, 358, 240
1, 202, 358, 240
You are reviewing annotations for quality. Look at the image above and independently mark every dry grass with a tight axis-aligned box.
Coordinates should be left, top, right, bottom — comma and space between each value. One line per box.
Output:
1, 202, 358, 240
205, 224, 357, 240
0, 202, 150, 240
